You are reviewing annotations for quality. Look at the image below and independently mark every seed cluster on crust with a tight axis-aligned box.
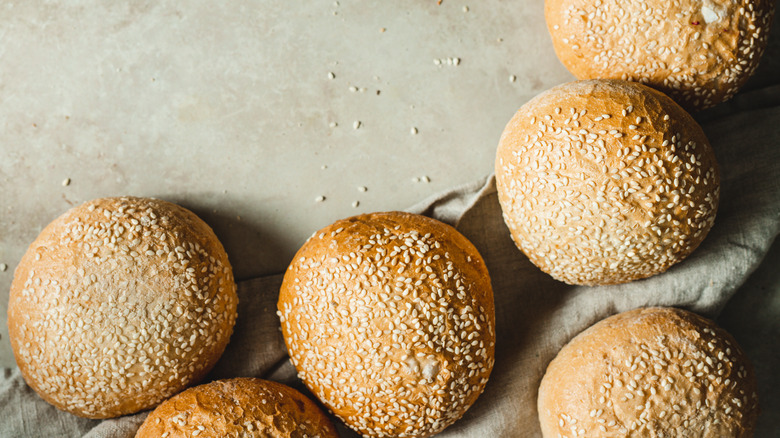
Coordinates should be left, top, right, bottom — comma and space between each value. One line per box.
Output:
135, 378, 339, 438
7, 197, 238, 418
538, 307, 760, 437
545, 0, 776, 110
277, 212, 496, 438
496, 80, 719, 286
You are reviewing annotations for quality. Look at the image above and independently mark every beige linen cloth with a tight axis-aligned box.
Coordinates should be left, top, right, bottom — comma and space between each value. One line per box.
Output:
2, 86, 780, 437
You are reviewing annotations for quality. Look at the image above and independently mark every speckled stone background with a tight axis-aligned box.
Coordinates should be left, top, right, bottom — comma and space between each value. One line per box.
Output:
0, 0, 575, 367
0, 0, 778, 426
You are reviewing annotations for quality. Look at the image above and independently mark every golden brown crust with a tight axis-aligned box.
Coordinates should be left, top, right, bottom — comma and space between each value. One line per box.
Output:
538, 307, 759, 437
135, 378, 339, 438
496, 79, 719, 286
8, 197, 238, 418
545, 0, 776, 111
277, 212, 495, 437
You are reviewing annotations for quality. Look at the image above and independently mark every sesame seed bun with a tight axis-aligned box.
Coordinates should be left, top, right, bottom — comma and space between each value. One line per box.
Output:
538, 307, 759, 437
135, 378, 339, 438
545, 0, 776, 111
7, 197, 238, 419
495, 79, 719, 286
277, 211, 496, 437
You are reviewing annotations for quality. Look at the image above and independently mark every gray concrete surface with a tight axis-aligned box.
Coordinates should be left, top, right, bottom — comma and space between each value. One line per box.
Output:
0, 0, 572, 367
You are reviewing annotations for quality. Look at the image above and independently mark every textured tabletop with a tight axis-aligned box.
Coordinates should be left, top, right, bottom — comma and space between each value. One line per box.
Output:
0, 0, 573, 367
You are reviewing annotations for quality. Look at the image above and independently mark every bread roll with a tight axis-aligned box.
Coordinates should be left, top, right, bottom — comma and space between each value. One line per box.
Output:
135, 378, 338, 437
8, 197, 238, 418
496, 79, 719, 286
277, 212, 495, 437
545, 0, 775, 110
538, 307, 759, 437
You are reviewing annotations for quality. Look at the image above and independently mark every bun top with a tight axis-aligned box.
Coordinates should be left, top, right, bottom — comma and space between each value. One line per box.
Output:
278, 211, 495, 438
496, 79, 719, 285
8, 197, 238, 418
545, 0, 775, 110
135, 378, 339, 438
538, 307, 759, 438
